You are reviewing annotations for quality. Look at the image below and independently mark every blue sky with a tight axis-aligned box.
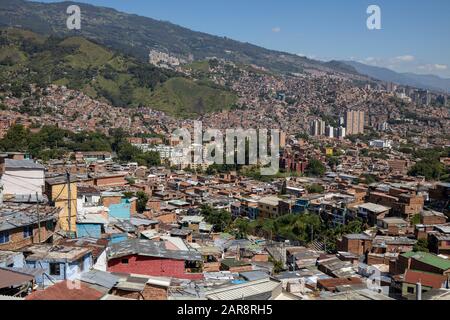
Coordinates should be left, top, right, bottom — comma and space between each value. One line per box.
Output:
37, 0, 450, 77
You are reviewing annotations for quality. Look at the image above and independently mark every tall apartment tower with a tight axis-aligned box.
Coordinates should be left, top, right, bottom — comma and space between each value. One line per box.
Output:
345, 111, 365, 135
310, 120, 326, 137
325, 126, 334, 138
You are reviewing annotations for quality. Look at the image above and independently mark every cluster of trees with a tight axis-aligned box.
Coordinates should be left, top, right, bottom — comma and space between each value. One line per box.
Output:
0, 125, 112, 160
200, 204, 365, 253
306, 184, 325, 194
408, 147, 450, 181
305, 158, 326, 177
200, 205, 233, 233
413, 239, 429, 252
0, 125, 160, 167
123, 191, 149, 213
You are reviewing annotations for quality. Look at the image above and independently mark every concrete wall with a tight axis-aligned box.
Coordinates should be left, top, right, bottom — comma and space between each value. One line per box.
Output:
26, 254, 92, 286
2, 168, 44, 196
93, 250, 107, 271
0, 252, 24, 268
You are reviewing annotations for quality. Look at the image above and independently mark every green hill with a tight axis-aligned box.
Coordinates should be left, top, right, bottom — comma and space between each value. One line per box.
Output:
150, 77, 237, 118
0, 28, 237, 117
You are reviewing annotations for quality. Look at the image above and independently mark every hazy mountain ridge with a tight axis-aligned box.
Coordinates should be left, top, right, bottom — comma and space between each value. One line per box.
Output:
0, 0, 361, 77
342, 60, 450, 93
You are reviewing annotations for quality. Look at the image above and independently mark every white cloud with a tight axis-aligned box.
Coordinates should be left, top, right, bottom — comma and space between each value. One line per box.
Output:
272, 27, 281, 33
418, 64, 448, 71
393, 55, 415, 63
361, 55, 415, 67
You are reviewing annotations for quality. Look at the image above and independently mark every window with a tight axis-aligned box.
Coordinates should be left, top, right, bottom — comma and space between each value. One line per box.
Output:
49, 263, 61, 276
0, 231, 9, 244
23, 226, 33, 238
121, 258, 129, 265
79, 260, 85, 272
407, 286, 415, 294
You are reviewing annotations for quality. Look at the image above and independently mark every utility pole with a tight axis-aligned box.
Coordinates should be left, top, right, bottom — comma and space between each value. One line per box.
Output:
66, 171, 72, 237
36, 192, 41, 243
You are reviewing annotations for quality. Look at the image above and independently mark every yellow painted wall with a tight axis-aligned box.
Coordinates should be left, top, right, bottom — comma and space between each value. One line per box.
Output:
49, 183, 78, 234
326, 148, 334, 156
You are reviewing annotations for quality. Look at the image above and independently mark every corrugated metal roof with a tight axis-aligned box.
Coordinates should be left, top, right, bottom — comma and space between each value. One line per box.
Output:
0, 268, 34, 289
0, 294, 24, 300
81, 270, 120, 289
4, 159, 45, 170
205, 278, 281, 300
130, 217, 158, 226
2, 267, 45, 277
0, 204, 58, 232
239, 271, 270, 282
115, 281, 146, 292
108, 239, 202, 261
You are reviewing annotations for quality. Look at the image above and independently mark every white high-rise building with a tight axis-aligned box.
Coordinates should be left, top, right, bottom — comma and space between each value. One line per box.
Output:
310, 120, 326, 136
325, 126, 334, 138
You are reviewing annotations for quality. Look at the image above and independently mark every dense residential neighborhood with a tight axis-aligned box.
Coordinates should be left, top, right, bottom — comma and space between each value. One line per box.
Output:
0, 0, 449, 306
0, 139, 448, 300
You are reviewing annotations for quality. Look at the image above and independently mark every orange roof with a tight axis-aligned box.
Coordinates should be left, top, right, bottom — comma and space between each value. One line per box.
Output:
26, 280, 105, 300
317, 277, 363, 290
404, 269, 446, 289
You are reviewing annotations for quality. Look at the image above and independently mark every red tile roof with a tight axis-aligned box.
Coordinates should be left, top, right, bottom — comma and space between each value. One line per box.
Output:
404, 269, 446, 289
317, 277, 363, 291
26, 280, 105, 300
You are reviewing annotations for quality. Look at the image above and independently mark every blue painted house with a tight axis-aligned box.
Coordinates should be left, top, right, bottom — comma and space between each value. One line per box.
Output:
0, 251, 24, 268
109, 199, 133, 220
293, 198, 312, 214
240, 199, 259, 220
108, 233, 128, 245
76, 214, 108, 239
24, 245, 93, 286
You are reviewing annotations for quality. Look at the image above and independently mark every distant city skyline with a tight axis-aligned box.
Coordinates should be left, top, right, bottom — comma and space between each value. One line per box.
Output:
35, 0, 450, 78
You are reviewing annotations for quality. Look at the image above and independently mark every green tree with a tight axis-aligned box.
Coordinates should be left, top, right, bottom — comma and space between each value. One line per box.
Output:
307, 184, 324, 194
270, 257, 284, 275
305, 159, 326, 177
136, 191, 149, 213
327, 156, 340, 168
233, 218, 250, 239
362, 174, 378, 184
408, 160, 445, 181
413, 239, 429, 252
201, 205, 232, 232
0, 124, 30, 152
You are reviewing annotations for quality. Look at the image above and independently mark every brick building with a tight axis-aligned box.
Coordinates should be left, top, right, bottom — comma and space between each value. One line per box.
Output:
337, 233, 373, 256
107, 239, 203, 280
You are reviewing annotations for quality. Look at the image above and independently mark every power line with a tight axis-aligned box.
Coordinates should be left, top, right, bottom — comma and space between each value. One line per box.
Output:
2, 173, 47, 180
0, 179, 42, 193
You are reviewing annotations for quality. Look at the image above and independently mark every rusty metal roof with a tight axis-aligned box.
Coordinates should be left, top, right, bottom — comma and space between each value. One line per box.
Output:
0, 268, 34, 289
108, 239, 202, 261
